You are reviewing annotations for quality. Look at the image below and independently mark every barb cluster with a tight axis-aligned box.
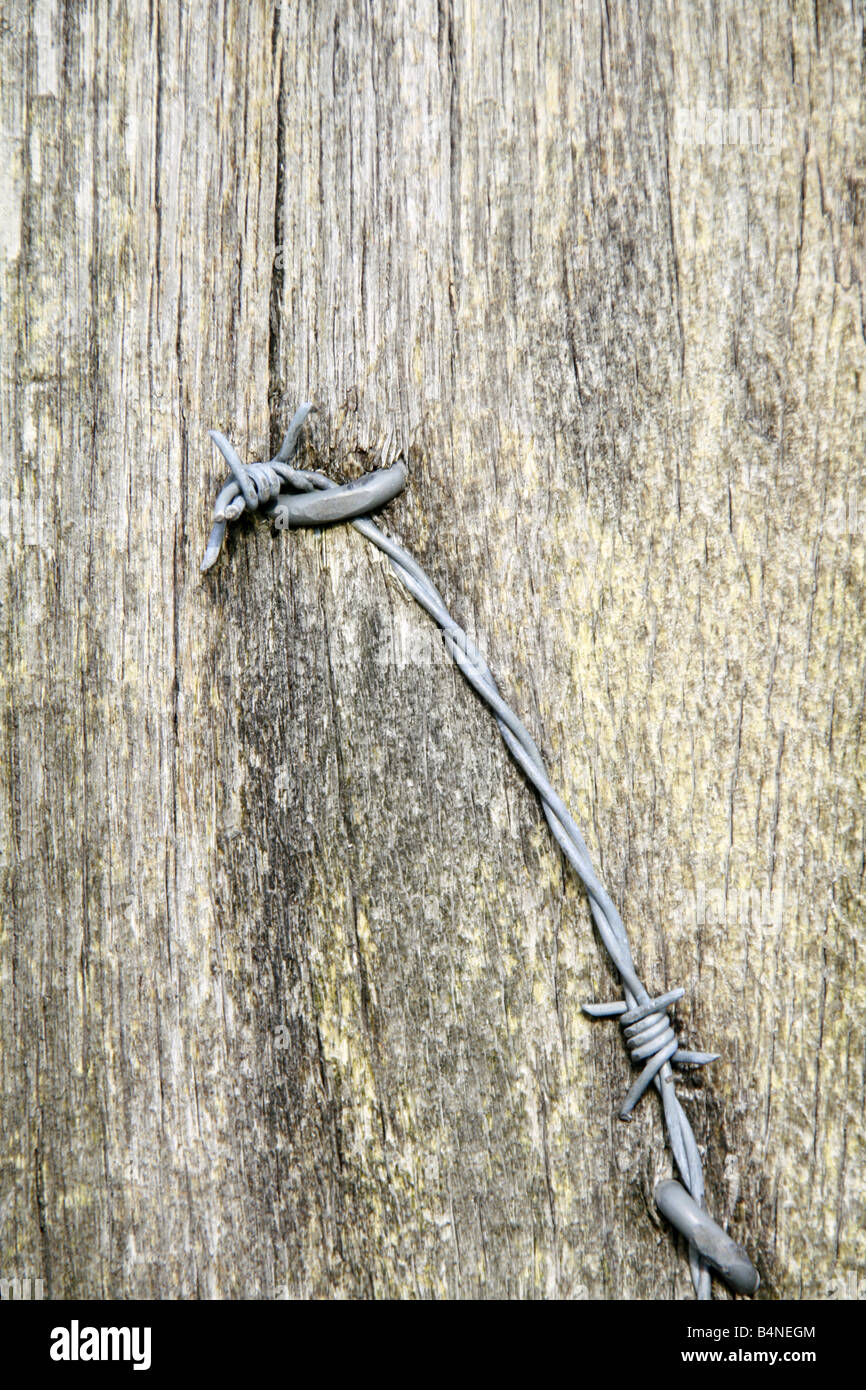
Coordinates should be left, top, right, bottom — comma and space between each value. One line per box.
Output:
583, 988, 718, 1119
201, 404, 759, 1300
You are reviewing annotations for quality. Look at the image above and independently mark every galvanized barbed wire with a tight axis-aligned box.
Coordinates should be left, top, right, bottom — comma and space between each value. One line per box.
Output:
201, 405, 759, 1300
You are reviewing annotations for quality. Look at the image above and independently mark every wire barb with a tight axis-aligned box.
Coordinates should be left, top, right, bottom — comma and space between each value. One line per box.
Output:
201, 405, 758, 1301
582, 989, 719, 1119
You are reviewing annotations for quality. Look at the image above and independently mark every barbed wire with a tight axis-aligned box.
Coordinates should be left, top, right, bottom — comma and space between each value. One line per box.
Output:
201, 405, 759, 1300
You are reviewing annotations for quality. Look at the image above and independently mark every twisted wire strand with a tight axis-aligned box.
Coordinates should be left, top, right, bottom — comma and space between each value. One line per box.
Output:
201, 408, 759, 1299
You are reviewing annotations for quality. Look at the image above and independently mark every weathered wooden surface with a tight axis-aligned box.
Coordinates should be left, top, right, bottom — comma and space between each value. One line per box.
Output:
1, 0, 863, 1299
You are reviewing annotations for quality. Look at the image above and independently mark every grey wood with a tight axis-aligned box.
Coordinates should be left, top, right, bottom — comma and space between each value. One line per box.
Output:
0, 0, 863, 1300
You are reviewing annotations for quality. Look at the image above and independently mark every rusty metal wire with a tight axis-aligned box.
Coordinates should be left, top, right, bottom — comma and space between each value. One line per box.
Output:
201, 406, 759, 1300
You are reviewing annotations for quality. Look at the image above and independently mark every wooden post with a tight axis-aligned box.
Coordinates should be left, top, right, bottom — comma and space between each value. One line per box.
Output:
1, 0, 863, 1298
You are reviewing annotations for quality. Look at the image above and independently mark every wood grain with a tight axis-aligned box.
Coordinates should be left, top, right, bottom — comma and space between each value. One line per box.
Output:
0, 0, 863, 1299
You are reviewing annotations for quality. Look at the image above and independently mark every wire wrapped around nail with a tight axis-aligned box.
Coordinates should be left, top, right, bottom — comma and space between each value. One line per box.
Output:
200, 403, 406, 572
